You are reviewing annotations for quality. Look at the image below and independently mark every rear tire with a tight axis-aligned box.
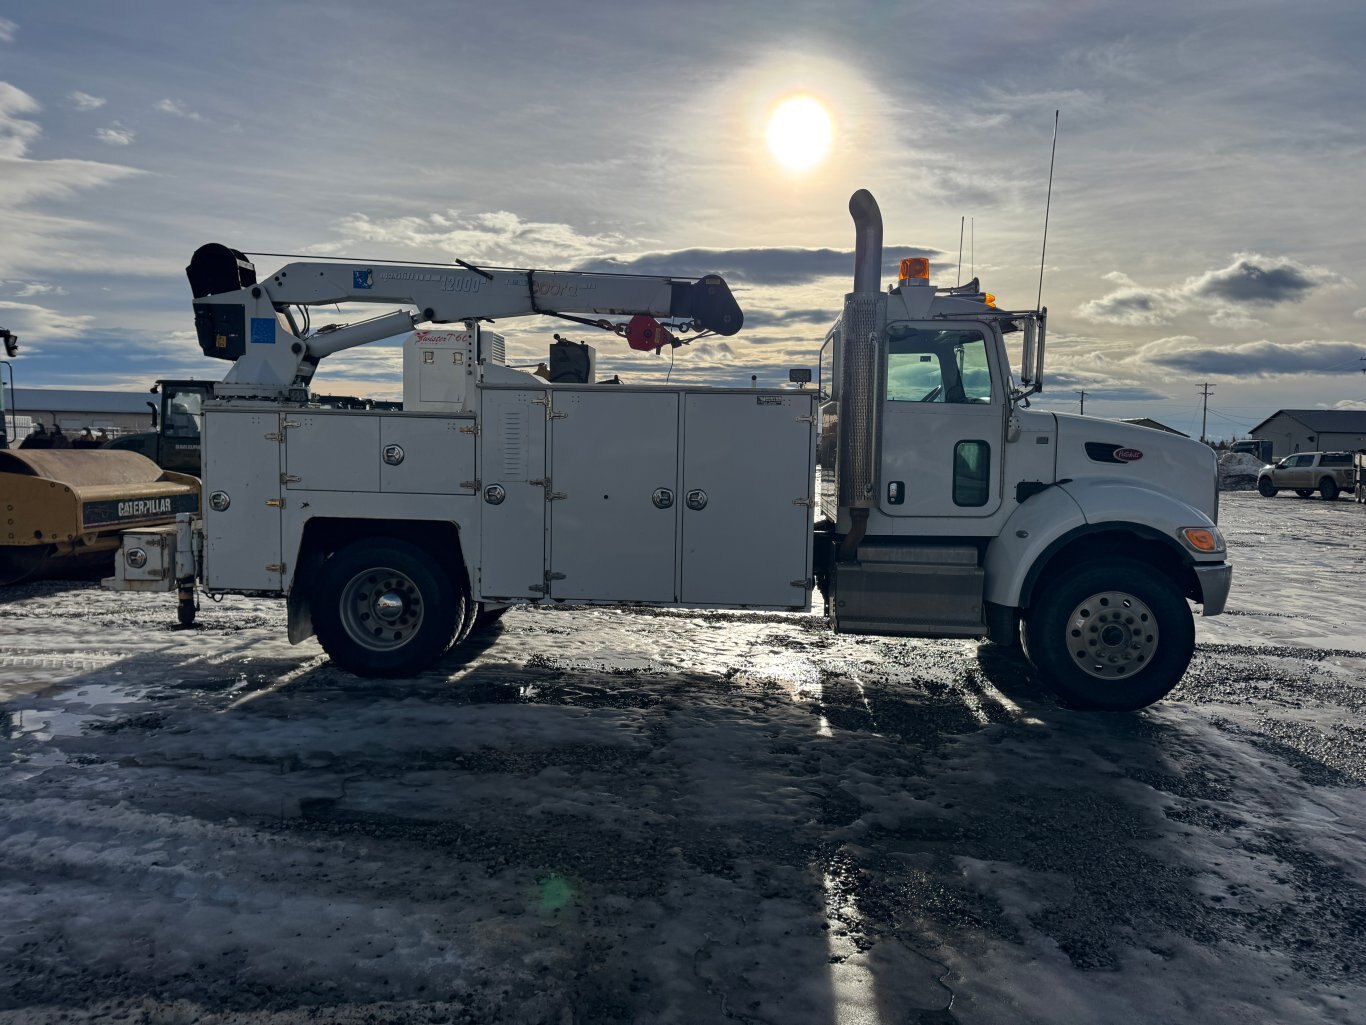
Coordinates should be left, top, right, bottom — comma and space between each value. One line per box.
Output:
1320, 478, 1339, 501
1257, 478, 1277, 497
1025, 558, 1194, 711
313, 539, 460, 678
447, 573, 478, 650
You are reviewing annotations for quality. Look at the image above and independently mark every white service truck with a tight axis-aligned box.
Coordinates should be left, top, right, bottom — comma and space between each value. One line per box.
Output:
107, 190, 1231, 710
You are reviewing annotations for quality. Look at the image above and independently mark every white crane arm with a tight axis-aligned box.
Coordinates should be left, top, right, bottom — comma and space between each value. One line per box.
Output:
185, 244, 742, 398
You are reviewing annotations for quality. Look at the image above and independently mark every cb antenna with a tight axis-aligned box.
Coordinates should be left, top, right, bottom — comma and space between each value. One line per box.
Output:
1037, 109, 1059, 311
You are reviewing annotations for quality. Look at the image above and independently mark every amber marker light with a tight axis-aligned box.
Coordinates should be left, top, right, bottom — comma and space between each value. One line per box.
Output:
983, 293, 998, 308
899, 258, 930, 282
1180, 527, 1224, 553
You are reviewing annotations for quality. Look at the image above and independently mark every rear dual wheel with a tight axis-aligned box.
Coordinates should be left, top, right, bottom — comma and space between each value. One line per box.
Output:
1025, 558, 1195, 711
313, 540, 463, 678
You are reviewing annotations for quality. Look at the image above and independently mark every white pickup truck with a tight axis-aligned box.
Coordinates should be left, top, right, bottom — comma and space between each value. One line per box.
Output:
1257, 451, 1355, 500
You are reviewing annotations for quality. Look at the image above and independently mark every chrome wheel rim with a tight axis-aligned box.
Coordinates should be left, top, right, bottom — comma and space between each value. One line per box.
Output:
339, 567, 424, 652
1065, 590, 1158, 680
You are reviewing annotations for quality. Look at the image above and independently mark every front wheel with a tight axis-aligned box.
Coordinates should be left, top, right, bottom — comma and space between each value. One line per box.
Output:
313, 539, 461, 678
1257, 477, 1278, 497
1025, 558, 1195, 711
1320, 478, 1339, 501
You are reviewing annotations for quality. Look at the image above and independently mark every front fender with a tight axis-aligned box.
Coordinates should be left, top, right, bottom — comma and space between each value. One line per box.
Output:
984, 477, 1223, 609
983, 486, 1086, 608
1059, 476, 1218, 533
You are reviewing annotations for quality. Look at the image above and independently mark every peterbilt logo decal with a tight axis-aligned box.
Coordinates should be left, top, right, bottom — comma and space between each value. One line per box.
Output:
1084, 442, 1144, 464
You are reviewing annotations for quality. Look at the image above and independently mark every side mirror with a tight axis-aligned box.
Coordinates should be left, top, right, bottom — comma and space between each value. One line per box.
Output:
1019, 320, 1037, 387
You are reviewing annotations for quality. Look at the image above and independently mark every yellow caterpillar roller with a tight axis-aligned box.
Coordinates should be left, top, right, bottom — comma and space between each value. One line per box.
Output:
0, 449, 199, 585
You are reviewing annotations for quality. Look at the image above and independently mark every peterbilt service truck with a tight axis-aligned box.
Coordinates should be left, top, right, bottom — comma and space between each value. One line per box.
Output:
107, 190, 1231, 711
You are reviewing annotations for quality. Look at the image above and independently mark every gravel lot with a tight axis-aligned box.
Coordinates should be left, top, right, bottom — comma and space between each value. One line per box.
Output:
1, 491, 1363, 1025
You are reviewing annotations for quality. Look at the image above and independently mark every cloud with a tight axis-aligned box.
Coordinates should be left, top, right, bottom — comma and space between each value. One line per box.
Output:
5, 281, 67, 297
0, 298, 97, 339
1136, 337, 1364, 377
0, 18, 15, 43
155, 98, 201, 120
311, 209, 629, 266
1038, 375, 1169, 402
1076, 253, 1347, 326
69, 91, 106, 111
0, 83, 144, 277
686, 340, 736, 362
737, 307, 836, 330
0, 82, 41, 159
0, 83, 140, 214
578, 246, 938, 286
1185, 256, 1326, 305
95, 123, 135, 146
1354, 307, 1366, 321
1076, 288, 1166, 326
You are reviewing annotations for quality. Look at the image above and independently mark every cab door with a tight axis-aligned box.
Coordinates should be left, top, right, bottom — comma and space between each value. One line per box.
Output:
877, 323, 1006, 518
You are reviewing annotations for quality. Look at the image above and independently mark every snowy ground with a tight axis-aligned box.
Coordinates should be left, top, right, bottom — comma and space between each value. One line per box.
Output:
1, 491, 1363, 1025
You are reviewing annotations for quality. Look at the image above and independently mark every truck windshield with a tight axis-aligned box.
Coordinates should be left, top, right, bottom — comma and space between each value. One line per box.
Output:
886, 329, 992, 404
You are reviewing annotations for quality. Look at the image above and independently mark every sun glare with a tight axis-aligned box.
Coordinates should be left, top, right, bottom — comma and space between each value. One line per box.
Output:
765, 95, 833, 172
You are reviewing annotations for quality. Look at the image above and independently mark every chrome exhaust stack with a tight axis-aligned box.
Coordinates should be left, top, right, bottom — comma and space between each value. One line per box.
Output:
837, 191, 887, 556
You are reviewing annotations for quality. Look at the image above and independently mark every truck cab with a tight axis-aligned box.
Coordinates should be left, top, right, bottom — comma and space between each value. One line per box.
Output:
813, 191, 1230, 709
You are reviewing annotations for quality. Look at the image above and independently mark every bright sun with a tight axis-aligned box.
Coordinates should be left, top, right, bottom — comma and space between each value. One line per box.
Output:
765, 95, 833, 172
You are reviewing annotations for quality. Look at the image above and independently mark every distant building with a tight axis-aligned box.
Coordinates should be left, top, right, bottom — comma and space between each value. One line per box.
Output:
1120, 418, 1189, 437
1248, 409, 1366, 459
7, 388, 159, 438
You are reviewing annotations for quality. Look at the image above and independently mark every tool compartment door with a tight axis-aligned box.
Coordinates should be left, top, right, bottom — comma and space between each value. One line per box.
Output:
548, 390, 679, 602
284, 413, 380, 492
680, 392, 814, 607
202, 410, 282, 591
478, 390, 548, 601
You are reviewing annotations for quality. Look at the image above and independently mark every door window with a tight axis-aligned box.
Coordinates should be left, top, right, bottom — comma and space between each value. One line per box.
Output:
886, 330, 993, 404
954, 440, 991, 506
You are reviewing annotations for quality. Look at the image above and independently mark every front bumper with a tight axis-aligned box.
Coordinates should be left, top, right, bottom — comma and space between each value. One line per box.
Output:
1193, 561, 1233, 616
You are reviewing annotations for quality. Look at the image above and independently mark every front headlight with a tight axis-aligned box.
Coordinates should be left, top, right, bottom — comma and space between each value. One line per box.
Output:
1179, 526, 1225, 554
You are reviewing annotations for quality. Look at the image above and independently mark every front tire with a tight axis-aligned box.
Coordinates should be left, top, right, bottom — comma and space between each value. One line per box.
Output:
313, 539, 461, 678
1025, 558, 1195, 711
1257, 477, 1278, 497
1320, 478, 1339, 501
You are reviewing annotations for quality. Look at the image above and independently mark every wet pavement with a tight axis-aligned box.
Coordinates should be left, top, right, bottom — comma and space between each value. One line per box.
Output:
0, 491, 1363, 1024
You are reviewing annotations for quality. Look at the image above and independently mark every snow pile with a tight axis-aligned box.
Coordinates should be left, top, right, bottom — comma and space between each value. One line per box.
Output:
1219, 450, 1267, 491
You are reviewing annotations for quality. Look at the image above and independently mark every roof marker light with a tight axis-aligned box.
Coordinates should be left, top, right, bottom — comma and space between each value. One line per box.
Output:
899, 258, 929, 283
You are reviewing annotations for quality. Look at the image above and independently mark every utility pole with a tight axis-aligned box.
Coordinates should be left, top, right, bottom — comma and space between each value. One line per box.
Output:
1075, 389, 1087, 415
1197, 382, 1215, 443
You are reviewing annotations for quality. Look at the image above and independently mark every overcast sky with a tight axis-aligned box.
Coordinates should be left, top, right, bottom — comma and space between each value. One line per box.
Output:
2, 0, 1363, 437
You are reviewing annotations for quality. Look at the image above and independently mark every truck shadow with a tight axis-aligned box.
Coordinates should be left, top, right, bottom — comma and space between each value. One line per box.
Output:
1, 637, 1361, 1021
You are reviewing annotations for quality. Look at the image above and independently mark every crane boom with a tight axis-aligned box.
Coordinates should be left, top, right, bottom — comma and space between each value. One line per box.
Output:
186, 243, 743, 399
